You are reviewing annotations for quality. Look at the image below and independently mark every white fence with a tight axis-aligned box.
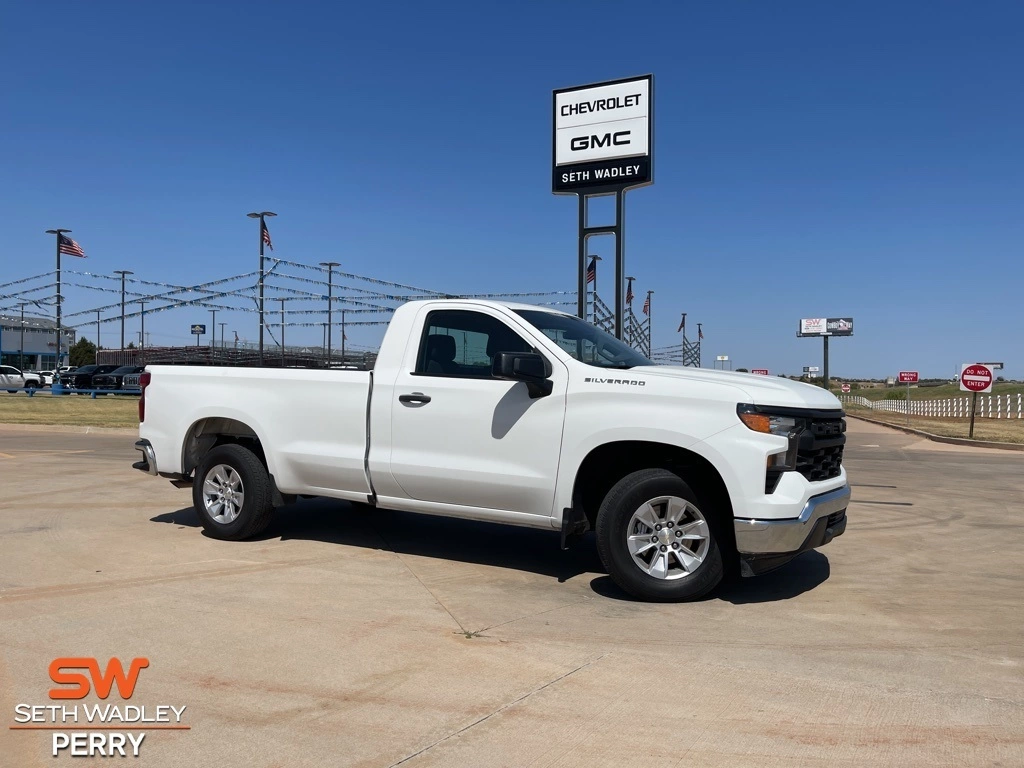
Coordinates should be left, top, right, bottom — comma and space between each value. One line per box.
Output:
840, 393, 1024, 419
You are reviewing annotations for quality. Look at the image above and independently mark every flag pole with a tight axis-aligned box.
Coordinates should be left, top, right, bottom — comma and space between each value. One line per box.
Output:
45, 229, 71, 370
679, 312, 686, 364
248, 211, 277, 366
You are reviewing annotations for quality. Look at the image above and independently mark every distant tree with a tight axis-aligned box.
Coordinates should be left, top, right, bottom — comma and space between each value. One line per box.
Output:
736, 368, 749, 373
69, 338, 97, 367
997, 376, 1005, 382
127, 342, 136, 349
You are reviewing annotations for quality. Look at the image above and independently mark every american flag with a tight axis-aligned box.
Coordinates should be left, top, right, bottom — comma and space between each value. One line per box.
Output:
677, 315, 685, 333
58, 233, 87, 258
261, 219, 273, 251
642, 294, 650, 315
586, 258, 596, 284
699, 327, 704, 340
625, 282, 634, 304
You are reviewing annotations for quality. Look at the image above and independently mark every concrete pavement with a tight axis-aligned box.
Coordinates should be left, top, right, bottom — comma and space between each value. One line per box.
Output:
0, 420, 1021, 766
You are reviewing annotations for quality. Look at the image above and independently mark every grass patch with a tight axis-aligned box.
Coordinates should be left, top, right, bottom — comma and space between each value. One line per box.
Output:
835, 382, 1024, 402
847, 406, 1024, 444
0, 392, 139, 428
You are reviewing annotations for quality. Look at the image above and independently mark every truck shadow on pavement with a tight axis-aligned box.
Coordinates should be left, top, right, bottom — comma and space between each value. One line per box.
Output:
151, 498, 830, 604
589, 551, 830, 604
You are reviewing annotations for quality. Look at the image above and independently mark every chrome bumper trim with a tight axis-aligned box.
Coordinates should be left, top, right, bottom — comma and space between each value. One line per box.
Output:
133, 439, 158, 476
734, 485, 851, 554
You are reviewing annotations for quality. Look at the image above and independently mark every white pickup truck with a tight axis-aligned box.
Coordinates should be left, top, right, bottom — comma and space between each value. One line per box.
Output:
133, 299, 849, 601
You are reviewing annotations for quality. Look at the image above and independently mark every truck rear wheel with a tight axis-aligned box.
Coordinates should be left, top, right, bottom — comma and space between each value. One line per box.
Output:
596, 469, 724, 602
193, 444, 274, 540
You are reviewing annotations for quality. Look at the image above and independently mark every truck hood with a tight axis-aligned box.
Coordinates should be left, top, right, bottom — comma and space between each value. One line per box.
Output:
632, 366, 843, 410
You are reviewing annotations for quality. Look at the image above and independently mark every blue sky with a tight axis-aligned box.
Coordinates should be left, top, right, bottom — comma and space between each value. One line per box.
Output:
1, 0, 1021, 378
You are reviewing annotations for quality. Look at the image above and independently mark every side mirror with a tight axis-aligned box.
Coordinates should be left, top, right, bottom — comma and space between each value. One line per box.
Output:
492, 352, 553, 398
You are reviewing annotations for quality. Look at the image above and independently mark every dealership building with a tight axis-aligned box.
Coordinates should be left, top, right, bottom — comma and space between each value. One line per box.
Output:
0, 314, 76, 370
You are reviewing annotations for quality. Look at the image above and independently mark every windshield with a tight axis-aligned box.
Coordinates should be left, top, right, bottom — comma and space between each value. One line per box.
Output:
514, 310, 652, 369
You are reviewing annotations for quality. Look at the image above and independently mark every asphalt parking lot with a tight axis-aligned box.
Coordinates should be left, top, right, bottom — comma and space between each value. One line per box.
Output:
1, 420, 1021, 767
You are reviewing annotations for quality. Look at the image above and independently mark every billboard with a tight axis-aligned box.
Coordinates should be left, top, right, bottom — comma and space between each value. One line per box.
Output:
798, 317, 853, 337
553, 75, 653, 193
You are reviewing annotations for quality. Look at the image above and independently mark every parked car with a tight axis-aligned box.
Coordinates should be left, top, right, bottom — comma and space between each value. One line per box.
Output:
59, 364, 120, 390
1, 366, 44, 391
33, 371, 55, 387
134, 299, 849, 602
122, 370, 145, 390
92, 365, 145, 391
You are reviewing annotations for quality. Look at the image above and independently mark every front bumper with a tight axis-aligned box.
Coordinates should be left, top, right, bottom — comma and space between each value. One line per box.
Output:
734, 485, 850, 576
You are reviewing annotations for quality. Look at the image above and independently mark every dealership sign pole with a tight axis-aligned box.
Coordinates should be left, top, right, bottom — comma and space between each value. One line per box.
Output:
553, 75, 653, 341
798, 318, 854, 389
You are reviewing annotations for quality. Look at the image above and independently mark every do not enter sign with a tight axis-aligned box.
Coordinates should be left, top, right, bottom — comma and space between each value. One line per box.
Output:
960, 364, 994, 393
841, 384, 851, 393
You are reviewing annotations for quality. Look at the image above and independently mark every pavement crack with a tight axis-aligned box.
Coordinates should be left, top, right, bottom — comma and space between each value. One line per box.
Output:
370, 526, 469, 636
386, 654, 609, 768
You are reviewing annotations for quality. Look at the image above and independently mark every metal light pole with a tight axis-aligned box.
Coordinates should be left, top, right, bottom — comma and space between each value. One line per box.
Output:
209, 309, 217, 351
341, 309, 346, 363
45, 229, 71, 368
247, 211, 277, 366
278, 298, 286, 366
18, 303, 26, 371
319, 261, 339, 366
139, 301, 146, 353
96, 310, 101, 351
113, 270, 133, 349
646, 290, 654, 354
219, 322, 226, 350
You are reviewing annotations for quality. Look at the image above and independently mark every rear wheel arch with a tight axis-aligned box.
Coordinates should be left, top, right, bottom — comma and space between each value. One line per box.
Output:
571, 441, 736, 557
182, 417, 269, 477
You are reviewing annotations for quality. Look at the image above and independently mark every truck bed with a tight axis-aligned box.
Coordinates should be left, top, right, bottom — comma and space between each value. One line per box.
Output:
141, 365, 373, 500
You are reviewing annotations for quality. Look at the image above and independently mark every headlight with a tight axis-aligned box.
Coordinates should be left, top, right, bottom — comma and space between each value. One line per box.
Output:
737, 406, 798, 437
737, 405, 803, 478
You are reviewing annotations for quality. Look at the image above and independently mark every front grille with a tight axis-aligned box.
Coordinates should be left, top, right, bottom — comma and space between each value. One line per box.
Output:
796, 415, 846, 483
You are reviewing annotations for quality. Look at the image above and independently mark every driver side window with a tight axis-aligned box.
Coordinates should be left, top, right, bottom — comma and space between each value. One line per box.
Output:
414, 310, 532, 379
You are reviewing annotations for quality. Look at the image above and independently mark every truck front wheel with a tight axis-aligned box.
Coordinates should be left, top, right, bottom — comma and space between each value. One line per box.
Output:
596, 469, 724, 602
192, 444, 274, 540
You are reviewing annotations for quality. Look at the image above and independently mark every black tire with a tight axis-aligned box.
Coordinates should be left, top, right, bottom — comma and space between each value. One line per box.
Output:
192, 444, 275, 540
596, 468, 725, 602
5, 390, 15, 394
25, 381, 38, 390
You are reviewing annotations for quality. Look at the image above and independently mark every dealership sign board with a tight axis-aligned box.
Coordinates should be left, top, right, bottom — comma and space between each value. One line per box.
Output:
751, 369, 769, 375
798, 317, 854, 337
553, 75, 653, 193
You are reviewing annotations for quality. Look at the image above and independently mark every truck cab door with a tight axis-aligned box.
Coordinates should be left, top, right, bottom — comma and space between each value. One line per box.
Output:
384, 307, 567, 519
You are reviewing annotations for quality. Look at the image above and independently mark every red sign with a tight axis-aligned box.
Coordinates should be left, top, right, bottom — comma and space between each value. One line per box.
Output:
898, 371, 919, 383
960, 364, 993, 394
841, 384, 851, 393
751, 369, 769, 375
